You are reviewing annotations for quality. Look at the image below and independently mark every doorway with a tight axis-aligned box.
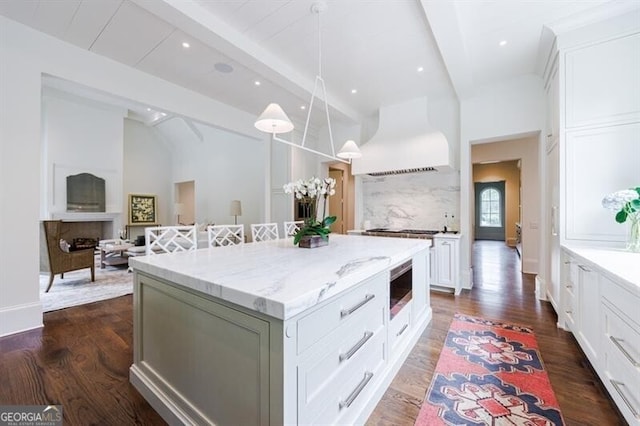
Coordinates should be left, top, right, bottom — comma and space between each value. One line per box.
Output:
175, 181, 195, 225
475, 181, 506, 241
328, 169, 344, 234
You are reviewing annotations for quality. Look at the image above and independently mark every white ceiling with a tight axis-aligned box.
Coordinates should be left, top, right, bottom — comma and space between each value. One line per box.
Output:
0, 0, 634, 129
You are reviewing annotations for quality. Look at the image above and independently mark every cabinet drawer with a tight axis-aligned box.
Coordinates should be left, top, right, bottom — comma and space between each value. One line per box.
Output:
602, 306, 640, 424
303, 330, 386, 425
601, 303, 640, 424
564, 286, 577, 330
297, 272, 387, 354
297, 300, 385, 424
602, 303, 640, 375
389, 301, 412, 353
600, 274, 640, 327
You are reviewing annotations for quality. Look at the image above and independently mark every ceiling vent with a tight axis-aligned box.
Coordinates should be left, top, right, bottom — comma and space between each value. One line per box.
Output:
351, 98, 453, 175
368, 167, 436, 176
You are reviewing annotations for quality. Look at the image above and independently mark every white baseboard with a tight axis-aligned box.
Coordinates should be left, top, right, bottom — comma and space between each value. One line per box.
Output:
522, 258, 538, 275
0, 301, 43, 337
535, 276, 547, 301
461, 267, 473, 290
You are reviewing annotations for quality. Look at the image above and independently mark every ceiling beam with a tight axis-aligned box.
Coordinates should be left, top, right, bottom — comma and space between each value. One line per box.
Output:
418, 0, 474, 100
130, 0, 361, 124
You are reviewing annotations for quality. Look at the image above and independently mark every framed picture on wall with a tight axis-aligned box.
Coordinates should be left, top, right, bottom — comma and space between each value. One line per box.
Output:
129, 194, 158, 225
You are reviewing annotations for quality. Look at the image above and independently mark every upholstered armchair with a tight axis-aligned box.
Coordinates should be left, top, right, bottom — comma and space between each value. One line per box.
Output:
42, 220, 95, 292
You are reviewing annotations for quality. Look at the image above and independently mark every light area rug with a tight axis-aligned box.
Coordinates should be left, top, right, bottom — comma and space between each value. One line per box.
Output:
415, 313, 564, 425
39, 259, 133, 312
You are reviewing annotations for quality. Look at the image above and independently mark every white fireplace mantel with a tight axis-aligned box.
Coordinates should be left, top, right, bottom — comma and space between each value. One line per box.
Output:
50, 212, 121, 222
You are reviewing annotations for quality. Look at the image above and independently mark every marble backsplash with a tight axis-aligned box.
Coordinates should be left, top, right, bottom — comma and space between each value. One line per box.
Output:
362, 171, 460, 231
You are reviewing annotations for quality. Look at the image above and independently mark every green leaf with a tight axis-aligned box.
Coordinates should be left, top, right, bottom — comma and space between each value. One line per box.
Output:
634, 187, 640, 197
616, 210, 628, 223
631, 199, 640, 210
323, 216, 337, 227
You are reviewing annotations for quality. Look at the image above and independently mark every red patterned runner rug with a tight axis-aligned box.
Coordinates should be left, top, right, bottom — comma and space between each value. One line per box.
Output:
415, 313, 565, 425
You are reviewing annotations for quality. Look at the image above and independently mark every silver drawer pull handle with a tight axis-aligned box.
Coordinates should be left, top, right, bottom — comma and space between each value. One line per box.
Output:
341, 294, 375, 318
397, 324, 409, 337
565, 285, 573, 289
339, 331, 374, 362
339, 371, 374, 409
565, 310, 572, 314
563, 260, 571, 264
610, 380, 639, 418
610, 336, 640, 367
578, 265, 591, 272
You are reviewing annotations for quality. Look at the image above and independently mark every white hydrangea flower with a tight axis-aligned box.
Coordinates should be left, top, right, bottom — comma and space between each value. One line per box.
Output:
602, 189, 638, 211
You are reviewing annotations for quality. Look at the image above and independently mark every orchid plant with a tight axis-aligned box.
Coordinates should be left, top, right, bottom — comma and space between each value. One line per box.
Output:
283, 177, 337, 245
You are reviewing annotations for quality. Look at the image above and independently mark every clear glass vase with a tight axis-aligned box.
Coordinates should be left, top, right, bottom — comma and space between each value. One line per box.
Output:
627, 216, 640, 253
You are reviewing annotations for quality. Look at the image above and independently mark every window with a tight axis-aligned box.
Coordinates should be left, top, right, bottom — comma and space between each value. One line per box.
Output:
480, 188, 501, 227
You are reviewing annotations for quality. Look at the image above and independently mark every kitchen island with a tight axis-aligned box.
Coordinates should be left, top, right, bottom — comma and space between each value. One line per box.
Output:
129, 234, 431, 425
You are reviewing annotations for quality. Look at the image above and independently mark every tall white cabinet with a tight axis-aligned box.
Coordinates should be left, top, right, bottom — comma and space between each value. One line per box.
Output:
543, 14, 640, 314
543, 12, 640, 426
560, 29, 640, 245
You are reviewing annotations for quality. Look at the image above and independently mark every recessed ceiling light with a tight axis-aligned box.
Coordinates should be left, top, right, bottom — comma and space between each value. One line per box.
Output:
300, 105, 306, 110
351, 89, 357, 94
417, 66, 424, 72
146, 108, 152, 112
499, 40, 508, 47
182, 42, 190, 48
161, 112, 167, 117
254, 81, 261, 86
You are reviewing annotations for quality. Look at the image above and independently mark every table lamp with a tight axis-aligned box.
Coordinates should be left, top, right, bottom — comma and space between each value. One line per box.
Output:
230, 200, 242, 225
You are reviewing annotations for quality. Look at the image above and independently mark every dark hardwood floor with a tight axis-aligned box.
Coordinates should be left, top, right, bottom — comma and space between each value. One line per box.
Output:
0, 241, 625, 425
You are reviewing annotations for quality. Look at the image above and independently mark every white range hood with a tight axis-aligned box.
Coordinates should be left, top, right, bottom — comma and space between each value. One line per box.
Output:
352, 98, 452, 176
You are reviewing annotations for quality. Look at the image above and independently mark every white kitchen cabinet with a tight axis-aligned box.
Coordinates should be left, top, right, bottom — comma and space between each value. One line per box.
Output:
546, 142, 560, 311
561, 253, 578, 331
565, 32, 640, 129
561, 245, 640, 426
428, 247, 436, 291
561, 251, 600, 367
576, 262, 600, 366
432, 234, 461, 295
543, 21, 640, 314
565, 124, 640, 243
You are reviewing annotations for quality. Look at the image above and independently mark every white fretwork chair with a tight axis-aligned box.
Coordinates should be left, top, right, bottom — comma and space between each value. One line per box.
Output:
283, 221, 304, 237
251, 223, 279, 242
145, 225, 198, 255
207, 225, 245, 247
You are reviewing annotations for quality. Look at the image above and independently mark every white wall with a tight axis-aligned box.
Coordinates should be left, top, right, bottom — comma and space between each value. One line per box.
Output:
168, 121, 266, 233
123, 119, 174, 232
460, 74, 545, 288
42, 90, 126, 223
0, 16, 267, 337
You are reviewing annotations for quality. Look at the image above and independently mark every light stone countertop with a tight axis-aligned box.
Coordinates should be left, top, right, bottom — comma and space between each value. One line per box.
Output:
129, 234, 431, 320
562, 244, 640, 295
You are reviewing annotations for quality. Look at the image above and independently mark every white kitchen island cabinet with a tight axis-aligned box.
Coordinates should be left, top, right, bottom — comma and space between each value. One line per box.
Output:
128, 234, 432, 426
